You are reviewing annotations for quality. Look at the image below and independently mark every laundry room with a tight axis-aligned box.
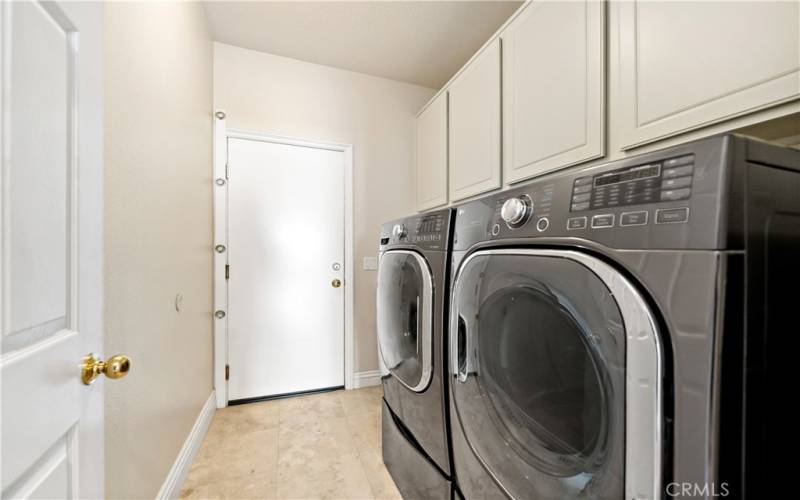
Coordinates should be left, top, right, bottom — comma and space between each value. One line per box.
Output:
1, 1, 798, 499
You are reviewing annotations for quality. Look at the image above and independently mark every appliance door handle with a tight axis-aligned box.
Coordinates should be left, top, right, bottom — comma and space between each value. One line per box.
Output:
457, 315, 468, 383
416, 295, 422, 357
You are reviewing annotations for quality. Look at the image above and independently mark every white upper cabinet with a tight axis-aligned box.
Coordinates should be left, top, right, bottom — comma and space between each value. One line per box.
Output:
448, 39, 502, 202
502, 0, 605, 184
415, 92, 448, 211
613, 1, 800, 150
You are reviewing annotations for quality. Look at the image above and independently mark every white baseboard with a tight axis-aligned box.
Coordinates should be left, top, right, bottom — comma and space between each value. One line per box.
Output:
156, 391, 216, 499
353, 370, 381, 388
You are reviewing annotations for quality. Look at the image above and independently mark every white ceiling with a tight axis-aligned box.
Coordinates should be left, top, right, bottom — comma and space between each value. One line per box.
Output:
203, 1, 522, 89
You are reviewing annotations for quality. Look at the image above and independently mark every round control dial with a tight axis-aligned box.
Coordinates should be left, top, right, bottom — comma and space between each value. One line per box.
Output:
392, 224, 406, 239
501, 195, 533, 228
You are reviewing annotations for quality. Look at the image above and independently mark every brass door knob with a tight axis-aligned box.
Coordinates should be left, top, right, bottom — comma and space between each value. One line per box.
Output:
81, 353, 131, 385
331, 279, 342, 288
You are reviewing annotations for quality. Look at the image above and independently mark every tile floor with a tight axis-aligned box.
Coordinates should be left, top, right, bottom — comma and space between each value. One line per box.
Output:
180, 386, 402, 499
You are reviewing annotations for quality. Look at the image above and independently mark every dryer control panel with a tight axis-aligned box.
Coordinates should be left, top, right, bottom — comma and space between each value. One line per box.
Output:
453, 135, 734, 251
569, 155, 694, 212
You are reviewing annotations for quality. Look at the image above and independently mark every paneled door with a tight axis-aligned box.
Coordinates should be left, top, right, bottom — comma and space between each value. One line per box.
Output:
613, 0, 800, 149
448, 39, 501, 202
502, 0, 605, 184
1, 1, 106, 498
227, 137, 346, 401
415, 93, 448, 212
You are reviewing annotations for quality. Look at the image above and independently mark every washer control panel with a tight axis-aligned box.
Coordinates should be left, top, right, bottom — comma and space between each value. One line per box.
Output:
413, 213, 445, 243
380, 209, 452, 251
570, 154, 694, 212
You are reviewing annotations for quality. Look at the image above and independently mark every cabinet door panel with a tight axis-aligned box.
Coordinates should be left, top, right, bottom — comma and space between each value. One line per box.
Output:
614, 1, 800, 149
416, 93, 448, 211
503, 0, 605, 184
448, 39, 502, 202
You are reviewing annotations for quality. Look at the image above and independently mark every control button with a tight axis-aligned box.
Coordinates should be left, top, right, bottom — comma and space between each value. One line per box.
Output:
662, 165, 694, 179
572, 184, 592, 195
536, 217, 549, 232
620, 211, 648, 226
571, 192, 591, 203
661, 176, 693, 189
663, 155, 694, 168
567, 217, 587, 230
392, 224, 406, 239
573, 176, 593, 186
571, 201, 590, 211
491, 223, 500, 236
591, 214, 615, 229
656, 207, 690, 224
501, 195, 533, 227
660, 188, 691, 201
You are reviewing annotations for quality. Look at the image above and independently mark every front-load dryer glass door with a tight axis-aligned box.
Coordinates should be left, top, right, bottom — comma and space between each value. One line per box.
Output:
450, 249, 662, 500
377, 250, 434, 392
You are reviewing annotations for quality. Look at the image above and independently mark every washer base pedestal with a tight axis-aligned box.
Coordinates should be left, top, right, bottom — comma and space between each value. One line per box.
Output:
382, 400, 450, 500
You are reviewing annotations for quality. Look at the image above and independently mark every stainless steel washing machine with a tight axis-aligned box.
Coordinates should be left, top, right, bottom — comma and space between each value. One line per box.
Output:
377, 208, 454, 499
448, 135, 798, 499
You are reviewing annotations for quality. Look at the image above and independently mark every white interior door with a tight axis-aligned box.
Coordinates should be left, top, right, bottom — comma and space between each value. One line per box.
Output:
1, 1, 105, 498
227, 137, 345, 401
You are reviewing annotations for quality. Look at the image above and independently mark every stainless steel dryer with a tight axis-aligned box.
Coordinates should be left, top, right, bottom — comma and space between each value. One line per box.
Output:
447, 135, 798, 499
377, 208, 454, 499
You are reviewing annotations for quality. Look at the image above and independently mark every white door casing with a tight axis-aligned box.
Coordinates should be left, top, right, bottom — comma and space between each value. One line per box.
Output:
1, 1, 104, 498
214, 127, 353, 404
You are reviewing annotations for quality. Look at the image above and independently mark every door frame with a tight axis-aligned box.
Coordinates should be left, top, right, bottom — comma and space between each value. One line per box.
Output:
212, 111, 355, 408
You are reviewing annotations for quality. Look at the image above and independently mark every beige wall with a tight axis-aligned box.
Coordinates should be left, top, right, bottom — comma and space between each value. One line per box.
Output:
104, 2, 213, 498
214, 43, 435, 373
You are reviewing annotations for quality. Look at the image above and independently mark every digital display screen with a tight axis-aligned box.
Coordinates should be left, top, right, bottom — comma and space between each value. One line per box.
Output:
594, 164, 661, 187
417, 217, 442, 234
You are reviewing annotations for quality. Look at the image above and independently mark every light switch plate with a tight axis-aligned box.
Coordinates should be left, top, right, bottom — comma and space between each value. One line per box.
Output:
363, 256, 378, 271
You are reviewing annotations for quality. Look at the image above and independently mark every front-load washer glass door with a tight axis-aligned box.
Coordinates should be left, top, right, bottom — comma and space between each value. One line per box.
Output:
377, 250, 434, 392
450, 249, 662, 499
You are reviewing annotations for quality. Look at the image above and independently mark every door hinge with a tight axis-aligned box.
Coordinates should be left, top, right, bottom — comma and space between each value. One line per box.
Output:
225, 162, 230, 179
225, 264, 230, 279
225, 364, 230, 380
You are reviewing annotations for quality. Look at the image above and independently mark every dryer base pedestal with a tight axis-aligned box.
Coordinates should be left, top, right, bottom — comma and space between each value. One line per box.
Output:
382, 400, 451, 500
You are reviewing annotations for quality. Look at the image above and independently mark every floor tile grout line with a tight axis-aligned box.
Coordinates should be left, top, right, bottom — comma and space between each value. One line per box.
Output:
275, 400, 281, 499
356, 450, 381, 500
348, 413, 378, 500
